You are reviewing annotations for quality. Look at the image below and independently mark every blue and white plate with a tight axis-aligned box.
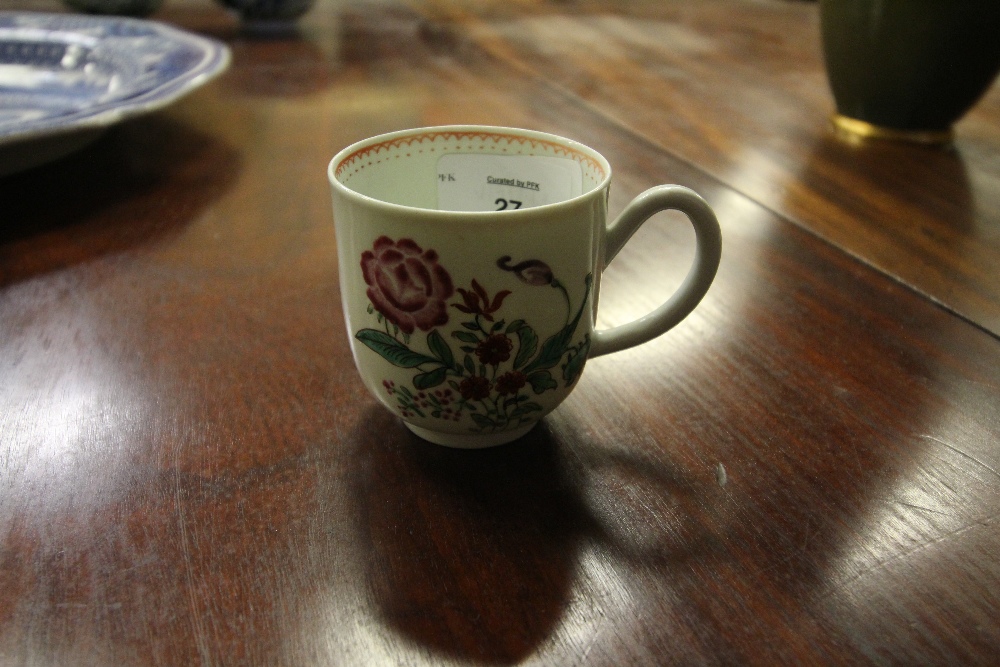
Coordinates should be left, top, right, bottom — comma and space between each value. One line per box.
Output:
0, 11, 230, 175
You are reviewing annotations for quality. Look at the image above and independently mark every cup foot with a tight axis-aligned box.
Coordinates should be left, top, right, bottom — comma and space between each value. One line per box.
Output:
404, 421, 537, 448
831, 114, 953, 146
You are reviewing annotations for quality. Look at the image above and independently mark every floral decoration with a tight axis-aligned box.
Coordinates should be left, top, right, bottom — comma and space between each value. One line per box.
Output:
355, 237, 592, 433
360, 236, 454, 335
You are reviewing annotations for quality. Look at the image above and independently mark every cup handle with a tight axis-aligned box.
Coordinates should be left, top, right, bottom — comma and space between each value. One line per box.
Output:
589, 185, 722, 358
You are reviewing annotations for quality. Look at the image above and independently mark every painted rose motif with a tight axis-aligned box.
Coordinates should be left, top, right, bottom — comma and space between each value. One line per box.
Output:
361, 236, 454, 334
355, 250, 593, 434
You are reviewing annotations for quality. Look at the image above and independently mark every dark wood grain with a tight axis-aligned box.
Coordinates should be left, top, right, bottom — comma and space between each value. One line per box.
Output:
1, 0, 999, 665
420, 0, 1000, 336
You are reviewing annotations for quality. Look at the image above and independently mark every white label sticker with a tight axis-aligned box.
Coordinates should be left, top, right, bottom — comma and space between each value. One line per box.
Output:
436, 154, 583, 212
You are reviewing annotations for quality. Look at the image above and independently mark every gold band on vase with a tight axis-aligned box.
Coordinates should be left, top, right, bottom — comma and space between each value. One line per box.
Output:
831, 114, 954, 146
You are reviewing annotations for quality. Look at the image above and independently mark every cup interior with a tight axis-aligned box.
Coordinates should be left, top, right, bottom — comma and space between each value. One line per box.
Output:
332, 128, 608, 212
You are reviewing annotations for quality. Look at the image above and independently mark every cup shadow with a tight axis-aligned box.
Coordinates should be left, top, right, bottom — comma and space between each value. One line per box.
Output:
350, 408, 582, 664
349, 407, 718, 664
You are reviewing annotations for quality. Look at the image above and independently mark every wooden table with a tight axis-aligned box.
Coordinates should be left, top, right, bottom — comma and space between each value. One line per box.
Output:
3, 0, 999, 664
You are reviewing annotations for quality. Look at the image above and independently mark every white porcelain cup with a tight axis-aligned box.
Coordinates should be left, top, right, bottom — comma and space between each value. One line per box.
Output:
329, 126, 721, 448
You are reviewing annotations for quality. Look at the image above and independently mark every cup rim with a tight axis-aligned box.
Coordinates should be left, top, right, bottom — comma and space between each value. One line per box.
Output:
327, 124, 613, 218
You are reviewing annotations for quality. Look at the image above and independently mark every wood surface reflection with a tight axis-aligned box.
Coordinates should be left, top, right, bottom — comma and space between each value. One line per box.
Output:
1, 0, 998, 664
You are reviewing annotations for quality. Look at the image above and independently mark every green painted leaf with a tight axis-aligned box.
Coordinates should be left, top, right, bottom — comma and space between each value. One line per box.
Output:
527, 370, 558, 394
452, 331, 480, 343
505, 319, 526, 333
471, 413, 495, 428
523, 273, 592, 374
355, 329, 439, 368
510, 403, 543, 419
426, 329, 454, 368
563, 335, 590, 385
463, 354, 476, 375
523, 326, 572, 373
512, 324, 538, 370
414, 366, 448, 390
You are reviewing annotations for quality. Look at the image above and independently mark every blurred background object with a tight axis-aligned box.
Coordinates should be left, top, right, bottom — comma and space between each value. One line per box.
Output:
61, 0, 317, 22
214, 0, 316, 23
820, 0, 1000, 144
63, 0, 164, 16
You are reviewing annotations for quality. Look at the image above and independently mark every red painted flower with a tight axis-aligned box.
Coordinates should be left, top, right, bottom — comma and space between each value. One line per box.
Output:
459, 375, 492, 401
361, 236, 454, 334
476, 333, 513, 366
495, 371, 527, 396
452, 279, 511, 322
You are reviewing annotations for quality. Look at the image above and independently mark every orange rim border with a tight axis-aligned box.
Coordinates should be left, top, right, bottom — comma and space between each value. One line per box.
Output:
335, 130, 607, 182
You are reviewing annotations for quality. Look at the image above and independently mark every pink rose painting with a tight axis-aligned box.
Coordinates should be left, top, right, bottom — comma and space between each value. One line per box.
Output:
354, 240, 593, 434
361, 236, 454, 334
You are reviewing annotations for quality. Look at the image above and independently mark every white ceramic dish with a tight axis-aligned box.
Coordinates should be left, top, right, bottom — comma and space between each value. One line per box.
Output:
0, 11, 230, 175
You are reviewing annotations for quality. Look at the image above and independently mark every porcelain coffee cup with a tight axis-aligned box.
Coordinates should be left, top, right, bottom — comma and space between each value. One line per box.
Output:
328, 126, 721, 448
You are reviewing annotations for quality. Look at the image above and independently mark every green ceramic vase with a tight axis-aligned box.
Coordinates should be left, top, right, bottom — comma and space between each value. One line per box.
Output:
820, 0, 1000, 142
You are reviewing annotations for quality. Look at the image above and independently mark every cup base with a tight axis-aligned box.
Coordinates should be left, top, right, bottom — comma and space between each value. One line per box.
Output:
404, 421, 537, 448
831, 114, 954, 146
